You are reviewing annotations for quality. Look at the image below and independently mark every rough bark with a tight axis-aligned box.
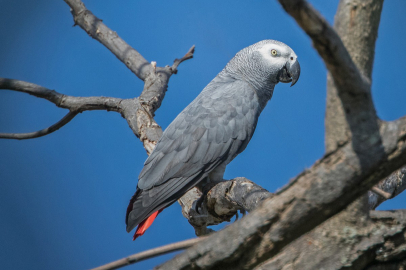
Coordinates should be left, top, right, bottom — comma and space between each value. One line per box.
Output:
325, 0, 383, 152
254, 209, 406, 270
178, 178, 273, 236
369, 165, 406, 209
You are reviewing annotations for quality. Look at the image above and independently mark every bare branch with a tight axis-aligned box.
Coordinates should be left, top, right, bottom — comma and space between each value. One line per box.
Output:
0, 111, 78, 140
61, 0, 195, 154
277, 1, 383, 153
371, 186, 392, 200
369, 165, 406, 209
277, 0, 370, 96
0, 78, 63, 104
171, 45, 195, 74
63, 0, 152, 81
0, 78, 123, 113
0, 37, 195, 148
178, 177, 273, 236
91, 237, 206, 270
325, 0, 384, 152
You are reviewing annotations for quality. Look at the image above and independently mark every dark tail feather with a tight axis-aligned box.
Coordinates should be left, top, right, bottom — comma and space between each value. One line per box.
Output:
133, 209, 163, 240
126, 188, 141, 226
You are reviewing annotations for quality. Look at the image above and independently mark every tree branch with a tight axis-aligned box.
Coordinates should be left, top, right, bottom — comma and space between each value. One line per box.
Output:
0, 78, 123, 113
156, 116, 406, 270
178, 177, 273, 236
371, 186, 392, 200
277, 0, 383, 153
369, 165, 406, 209
61, 0, 195, 153
281, 0, 385, 235
171, 45, 195, 74
277, 0, 371, 97
0, 41, 194, 146
0, 111, 78, 140
325, 0, 384, 152
0, 78, 63, 104
254, 210, 406, 270
91, 237, 207, 270
63, 0, 152, 81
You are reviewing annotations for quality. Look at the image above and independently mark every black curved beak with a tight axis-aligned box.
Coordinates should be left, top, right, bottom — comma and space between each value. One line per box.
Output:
288, 60, 300, 87
278, 59, 301, 87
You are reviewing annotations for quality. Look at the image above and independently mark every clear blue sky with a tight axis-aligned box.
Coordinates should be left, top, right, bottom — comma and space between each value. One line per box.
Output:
0, 1, 405, 269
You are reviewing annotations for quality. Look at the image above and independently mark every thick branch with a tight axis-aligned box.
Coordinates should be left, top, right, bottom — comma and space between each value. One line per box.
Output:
178, 178, 273, 236
325, 0, 384, 152
255, 210, 406, 270
157, 117, 406, 270
63, 0, 152, 81
277, 0, 383, 152
278, 0, 371, 97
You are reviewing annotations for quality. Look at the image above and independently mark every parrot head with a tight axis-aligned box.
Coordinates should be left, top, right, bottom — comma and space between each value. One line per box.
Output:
226, 40, 301, 88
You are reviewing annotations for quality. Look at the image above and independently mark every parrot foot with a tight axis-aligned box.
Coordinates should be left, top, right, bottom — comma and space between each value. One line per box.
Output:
194, 189, 209, 214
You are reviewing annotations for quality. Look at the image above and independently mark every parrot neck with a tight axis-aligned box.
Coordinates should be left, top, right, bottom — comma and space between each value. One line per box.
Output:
221, 68, 275, 111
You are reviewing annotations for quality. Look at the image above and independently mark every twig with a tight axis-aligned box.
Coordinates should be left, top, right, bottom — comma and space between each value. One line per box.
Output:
0, 111, 78, 140
0, 78, 62, 104
371, 186, 392, 200
369, 165, 406, 209
0, 78, 123, 113
91, 237, 206, 270
171, 45, 195, 74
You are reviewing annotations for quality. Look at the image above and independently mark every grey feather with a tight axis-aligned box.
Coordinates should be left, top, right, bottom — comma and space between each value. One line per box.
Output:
126, 40, 300, 233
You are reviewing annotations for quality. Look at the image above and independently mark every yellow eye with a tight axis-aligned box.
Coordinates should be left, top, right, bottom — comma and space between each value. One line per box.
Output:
271, 49, 277, 56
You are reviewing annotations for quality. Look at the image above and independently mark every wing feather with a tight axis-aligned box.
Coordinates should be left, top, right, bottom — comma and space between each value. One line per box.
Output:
127, 78, 261, 231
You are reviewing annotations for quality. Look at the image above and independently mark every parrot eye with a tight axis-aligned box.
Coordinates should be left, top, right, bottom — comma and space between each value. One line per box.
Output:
271, 49, 277, 56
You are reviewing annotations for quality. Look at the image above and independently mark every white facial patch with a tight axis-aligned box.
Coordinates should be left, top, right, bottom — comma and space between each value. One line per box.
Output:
258, 43, 295, 66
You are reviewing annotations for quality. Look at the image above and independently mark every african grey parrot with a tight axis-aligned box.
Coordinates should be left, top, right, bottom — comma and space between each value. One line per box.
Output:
126, 40, 300, 240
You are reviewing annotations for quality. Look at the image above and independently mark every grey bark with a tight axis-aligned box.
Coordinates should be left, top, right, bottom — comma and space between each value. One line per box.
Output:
255, 209, 406, 270
325, 0, 383, 153
178, 178, 273, 236
369, 165, 406, 209
63, 0, 152, 81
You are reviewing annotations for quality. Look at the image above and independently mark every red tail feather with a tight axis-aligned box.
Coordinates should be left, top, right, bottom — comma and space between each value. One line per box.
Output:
133, 209, 164, 241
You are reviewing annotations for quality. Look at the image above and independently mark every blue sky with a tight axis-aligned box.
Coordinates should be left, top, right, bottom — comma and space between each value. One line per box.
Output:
0, 1, 405, 269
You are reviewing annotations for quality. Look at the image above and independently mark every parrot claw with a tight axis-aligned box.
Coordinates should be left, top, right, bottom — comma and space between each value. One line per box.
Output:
194, 189, 209, 214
